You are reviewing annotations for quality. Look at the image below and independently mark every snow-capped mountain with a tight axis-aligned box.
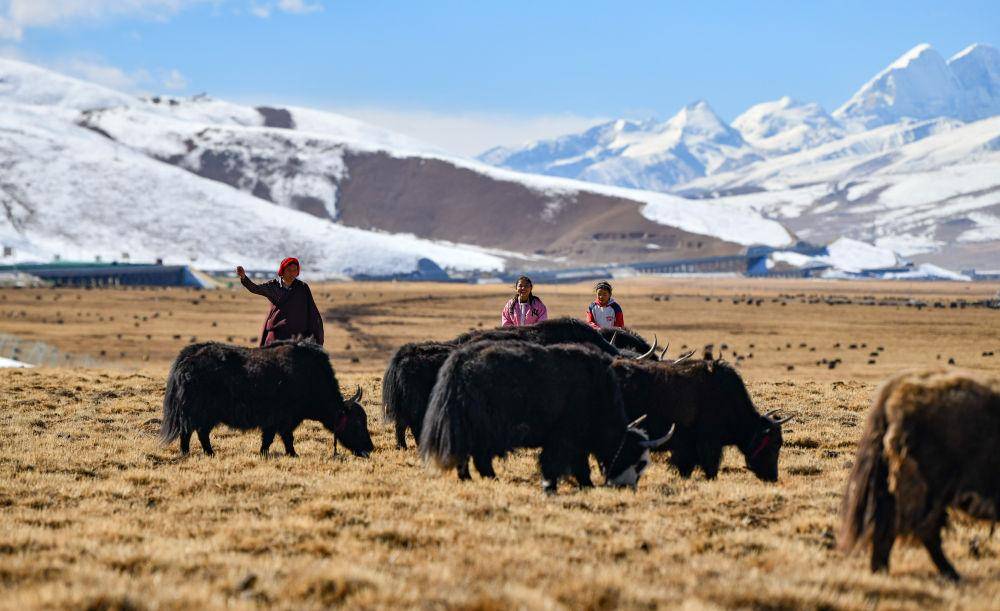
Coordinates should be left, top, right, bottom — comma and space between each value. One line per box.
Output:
731, 97, 845, 156
481, 101, 761, 191
832, 43, 1000, 129
477, 42, 1000, 268
0, 57, 793, 277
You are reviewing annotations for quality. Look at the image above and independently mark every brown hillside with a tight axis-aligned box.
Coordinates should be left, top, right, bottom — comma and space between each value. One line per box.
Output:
336, 151, 742, 267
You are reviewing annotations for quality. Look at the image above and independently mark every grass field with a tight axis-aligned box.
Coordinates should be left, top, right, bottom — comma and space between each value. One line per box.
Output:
1, 278, 999, 609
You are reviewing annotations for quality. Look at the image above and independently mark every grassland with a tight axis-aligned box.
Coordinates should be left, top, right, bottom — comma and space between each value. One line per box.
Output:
1, 278, 999, 609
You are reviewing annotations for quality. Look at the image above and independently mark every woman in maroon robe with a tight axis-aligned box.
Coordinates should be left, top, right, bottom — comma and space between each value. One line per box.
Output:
236, 257, 324, 347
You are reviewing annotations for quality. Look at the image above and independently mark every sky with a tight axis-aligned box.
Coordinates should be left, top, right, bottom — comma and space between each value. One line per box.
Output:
2, 0, 998, 155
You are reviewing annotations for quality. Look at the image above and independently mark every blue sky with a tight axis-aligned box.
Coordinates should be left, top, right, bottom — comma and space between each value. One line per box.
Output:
2, 0, 998, 154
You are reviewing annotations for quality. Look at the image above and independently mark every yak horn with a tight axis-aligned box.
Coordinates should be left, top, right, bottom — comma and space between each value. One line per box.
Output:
673, 350, 695, 364
658, 341, 670, 361
763, 409, 780, 418
636, 334, 658, 360
609, 331, 618, 346
349, 386, 363, 403
627, 414, 648, 429
640, 424, 676, 449
774, 415, 794, 425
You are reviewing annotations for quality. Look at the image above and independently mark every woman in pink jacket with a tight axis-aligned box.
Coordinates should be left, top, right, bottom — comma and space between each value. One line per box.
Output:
500, 276, 548, 326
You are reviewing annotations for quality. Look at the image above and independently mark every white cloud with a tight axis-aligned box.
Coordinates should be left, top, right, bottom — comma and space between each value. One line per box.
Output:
277, 0, 322, 14
162, 68, 187, 90
52, 55, 154, 94
329, 107, 605, 157
0, 1, 323, 37
0, 1, 208, 39
250, 0, 323, 18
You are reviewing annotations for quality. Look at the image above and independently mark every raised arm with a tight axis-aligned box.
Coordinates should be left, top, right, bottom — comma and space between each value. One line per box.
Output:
237, 266, 283, 304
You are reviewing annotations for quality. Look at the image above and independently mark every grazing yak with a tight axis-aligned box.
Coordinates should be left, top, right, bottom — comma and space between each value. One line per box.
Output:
160, 340, 374, 457
420, 340, 672, 493
613, 357, 792, 481
382, 318, 657, 448
839, 369, 1000, 581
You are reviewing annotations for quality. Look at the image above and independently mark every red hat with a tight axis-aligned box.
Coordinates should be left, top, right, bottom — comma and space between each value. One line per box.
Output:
278, 257, 299, 275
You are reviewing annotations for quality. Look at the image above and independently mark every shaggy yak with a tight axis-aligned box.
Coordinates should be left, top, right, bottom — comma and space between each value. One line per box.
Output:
160, 340, 375, 457
839, 369, 1000, 581
419, 340, 673, 493
612, 357, 792, 481
382, 317, 658, 448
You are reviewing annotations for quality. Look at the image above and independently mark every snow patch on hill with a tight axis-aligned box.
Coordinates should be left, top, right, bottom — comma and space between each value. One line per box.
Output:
0, 104, 505, 277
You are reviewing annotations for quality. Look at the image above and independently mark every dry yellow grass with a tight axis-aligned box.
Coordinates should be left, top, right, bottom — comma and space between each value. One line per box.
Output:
1, 278, 999, 609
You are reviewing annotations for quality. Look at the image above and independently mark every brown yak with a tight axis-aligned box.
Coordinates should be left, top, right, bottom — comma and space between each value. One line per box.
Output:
839, 369, 1000, 580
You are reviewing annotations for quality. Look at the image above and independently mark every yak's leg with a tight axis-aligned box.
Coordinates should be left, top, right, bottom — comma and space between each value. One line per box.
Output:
280, 430, 297, 457
668, 435, 697, 478
260, 428, 276, 456
571, 453, 594, 488
870, 491, 896, 573
539, 445, 570, 495
696, 441, 723, 479
394, 420, 408, 449
920, 515, 960, 581
179, 428, 193, 455
197, 427, 214, 456
472, 453, 496, 479
457, 457, 472, 481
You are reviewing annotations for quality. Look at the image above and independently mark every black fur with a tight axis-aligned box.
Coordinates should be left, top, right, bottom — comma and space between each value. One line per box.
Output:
599, 327, 653, 355
419, 341, 652, 493
614, 358, 788, 481
160, 340, 374, 457
381, 341, 454, 448
382, 318, 622, 448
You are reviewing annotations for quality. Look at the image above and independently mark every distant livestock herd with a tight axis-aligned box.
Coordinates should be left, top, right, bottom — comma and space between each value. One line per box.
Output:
160, 318, 998, 581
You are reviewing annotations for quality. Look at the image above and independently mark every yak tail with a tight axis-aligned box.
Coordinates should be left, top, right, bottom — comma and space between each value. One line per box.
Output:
419, 356, 470, 470
838, 383, 893, 553
380, 353, 403, 424
158, 360, 187, 445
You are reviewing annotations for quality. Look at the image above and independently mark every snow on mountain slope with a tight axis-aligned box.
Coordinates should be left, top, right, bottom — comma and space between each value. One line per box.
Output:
0, 57, 137, 110
688, 152, 1000, 267
834, 44, 964, 129
680, 117, 967, 193
732, 97, 845, 155
834, 43, 1000, 129
949, 43, 1000, 121
479, 101, 761, 191
0, 103, 505, 276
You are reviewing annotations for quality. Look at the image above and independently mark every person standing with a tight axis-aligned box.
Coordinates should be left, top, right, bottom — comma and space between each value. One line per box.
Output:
500, 276, 548, 327
586, 280, 624, 329
236, 257, 324, 346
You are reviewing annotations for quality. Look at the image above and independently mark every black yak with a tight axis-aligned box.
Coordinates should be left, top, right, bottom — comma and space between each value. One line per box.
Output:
613, 357, 792, 481
381, 341, 453, 449
839, 369, 1000, 581
160, 340, 374, 457
419, 341, 673, 493
382, 317, 657, 449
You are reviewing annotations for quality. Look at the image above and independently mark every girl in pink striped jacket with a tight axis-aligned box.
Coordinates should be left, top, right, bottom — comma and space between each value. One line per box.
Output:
500, 276, 548, 326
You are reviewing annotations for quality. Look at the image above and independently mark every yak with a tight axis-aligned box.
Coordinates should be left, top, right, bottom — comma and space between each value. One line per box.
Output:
612, 357, 792, 481
160, 340, 375, 457
839, 369, 1000, 581
382, 317, 658, 448
419, 340, 673, 493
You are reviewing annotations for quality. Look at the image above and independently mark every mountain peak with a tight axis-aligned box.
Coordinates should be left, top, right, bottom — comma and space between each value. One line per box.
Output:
949, 42, 999, 63
888, 43, 936, 70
